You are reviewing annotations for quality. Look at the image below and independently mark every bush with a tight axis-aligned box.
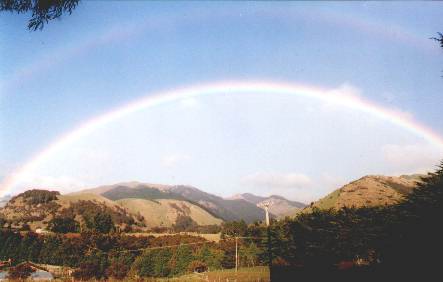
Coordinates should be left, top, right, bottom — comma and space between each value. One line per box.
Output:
48, 216, 79, 233
85, 212, 114, 233
106, 259, 130, 280
188, 260, 207, 273
8, 264, 35, 280
172, 215, 198, 232
72, 251, 108, 280
12, 189, 59, 205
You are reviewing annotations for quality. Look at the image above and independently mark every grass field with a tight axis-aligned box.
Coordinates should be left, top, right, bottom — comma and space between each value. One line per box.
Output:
155, 267, 270, 282
125, 232, 221, 242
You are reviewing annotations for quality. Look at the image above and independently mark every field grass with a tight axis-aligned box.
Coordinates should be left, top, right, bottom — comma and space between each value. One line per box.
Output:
155, 267, 270, 282
43, 267, 270, 282
125, 232, 221, 242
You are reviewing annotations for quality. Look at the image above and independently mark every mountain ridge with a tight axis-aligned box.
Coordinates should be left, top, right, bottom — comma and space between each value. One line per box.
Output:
228, 193, 306, 218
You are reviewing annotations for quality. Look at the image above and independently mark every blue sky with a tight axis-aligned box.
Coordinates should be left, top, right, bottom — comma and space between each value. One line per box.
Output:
1, 2, 443, 201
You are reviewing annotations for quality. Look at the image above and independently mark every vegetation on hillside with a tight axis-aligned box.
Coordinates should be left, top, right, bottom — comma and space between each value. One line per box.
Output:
268, 163, 443, 277
10, 189, 60, 205
1, 162, 442, 279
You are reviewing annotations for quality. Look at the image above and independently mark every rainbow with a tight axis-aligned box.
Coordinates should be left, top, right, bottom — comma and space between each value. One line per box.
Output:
1, 80, 443, 196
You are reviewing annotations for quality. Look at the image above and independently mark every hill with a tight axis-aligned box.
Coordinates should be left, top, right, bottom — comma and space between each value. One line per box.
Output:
117, 198, 222, 227
84, 183, 267, 223
0, 189, 144, 231
229, 193, 306, 218
166, 185, 266, 223
303, 174, 423, 213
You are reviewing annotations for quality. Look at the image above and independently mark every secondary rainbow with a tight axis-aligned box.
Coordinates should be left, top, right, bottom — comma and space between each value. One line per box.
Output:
2, 80, 443, 196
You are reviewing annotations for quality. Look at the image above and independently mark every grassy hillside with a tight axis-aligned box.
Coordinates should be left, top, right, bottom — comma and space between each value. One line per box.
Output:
302, 174, 423, 213
117, 198, 222, 227
170, 186, 266, 223
0, 189, 143, 231
84, 183, 267, 223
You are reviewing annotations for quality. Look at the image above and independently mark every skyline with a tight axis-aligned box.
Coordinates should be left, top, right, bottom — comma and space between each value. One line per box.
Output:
2, 2, 443, 201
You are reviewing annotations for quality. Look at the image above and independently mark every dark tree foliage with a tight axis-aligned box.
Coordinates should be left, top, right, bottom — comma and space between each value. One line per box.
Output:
10, 189, 59, 205
106, 253, 133, 280
60, 200, 135, 227
0, 0, 80, 30
132, 248, 174, 278
431, 32, 443, 49
170, 244, 194, 276
0, 216, 6, 227
273, 207, 390, 268
85, 212, 114, 233
106, 260, 129, 280
72, 250, 108, 280
172, 215, 198, 232
380, 162, 443, 274
48, 216, 79, 233
220, 220, 248, 238
270, 162, 443, 278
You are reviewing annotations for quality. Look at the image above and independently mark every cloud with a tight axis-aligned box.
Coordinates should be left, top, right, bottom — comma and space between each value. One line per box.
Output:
180, 97, 201, 109
325, 83, 413, 120
161, 154, 191, 168
318, 173, 347, 191
382, 144, 443, 174
242, 171, 312, 190
13, 173, 85, 195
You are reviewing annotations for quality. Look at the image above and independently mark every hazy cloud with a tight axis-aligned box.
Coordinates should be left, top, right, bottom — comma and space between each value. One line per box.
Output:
180, 97, 202, 109
382, 144, 442, 173
15, 173, 85, 194
161, 154, 191, 168
242, 172, 312, 189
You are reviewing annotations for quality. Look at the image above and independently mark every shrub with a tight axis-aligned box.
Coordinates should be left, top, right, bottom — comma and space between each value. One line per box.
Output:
188, 260, 208, 273
7, 264, 35, 280
48, 216, 79, 233
172, 215, 198, 232
12, 189, 59, 205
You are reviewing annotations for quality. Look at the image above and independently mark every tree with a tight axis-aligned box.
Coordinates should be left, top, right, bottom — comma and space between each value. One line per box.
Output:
170, 245, 194, 276
86, 212, 114, 233
240, 242, 261, 267
133, 250, 156, 277
431, 32, 443, 49
72, 250, 108, 280
106, 257, 130, 280
172, 215, 198, 232
196, 245, 224, 270
221, 220, 248, 238
48, 216, 79, 233
153, 249, 172, 277
0, 0, 80, 30
381, 163, 443, 274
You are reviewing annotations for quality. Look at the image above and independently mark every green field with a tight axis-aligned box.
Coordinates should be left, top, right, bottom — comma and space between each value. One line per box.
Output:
154, 267, 270, 282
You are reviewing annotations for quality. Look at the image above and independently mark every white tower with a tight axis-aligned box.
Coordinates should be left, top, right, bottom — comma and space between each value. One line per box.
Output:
257, 200, 272, 226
